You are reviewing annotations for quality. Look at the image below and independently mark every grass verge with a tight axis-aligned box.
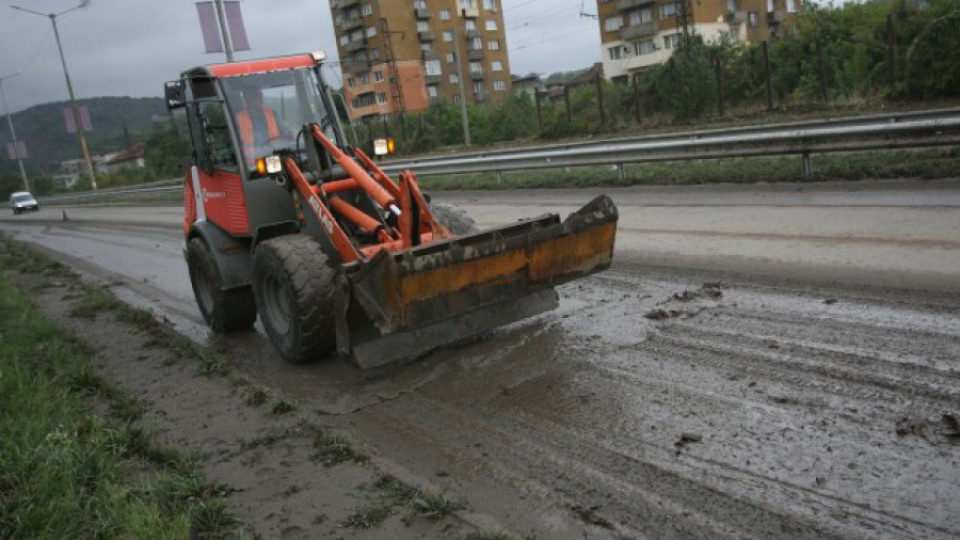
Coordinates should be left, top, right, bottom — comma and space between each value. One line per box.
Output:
342, 474, 465, 529
0, 243, 240, 538
417, 147, 960, 191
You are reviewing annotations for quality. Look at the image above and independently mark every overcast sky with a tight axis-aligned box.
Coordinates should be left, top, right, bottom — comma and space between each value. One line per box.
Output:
0, 0, 601, 114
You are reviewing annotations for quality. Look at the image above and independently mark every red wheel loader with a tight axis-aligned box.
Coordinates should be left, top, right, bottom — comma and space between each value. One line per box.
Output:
165, 52, 618, 369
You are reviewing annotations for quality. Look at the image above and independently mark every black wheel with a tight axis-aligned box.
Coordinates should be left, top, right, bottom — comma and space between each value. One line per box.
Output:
253, 235, 338, 363
187, 237, 257, 332
430, 202, 478, 235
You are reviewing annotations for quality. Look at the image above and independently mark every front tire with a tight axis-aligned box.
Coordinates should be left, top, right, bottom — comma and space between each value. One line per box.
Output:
187, 237, 257, 332
253, 235, 338, 363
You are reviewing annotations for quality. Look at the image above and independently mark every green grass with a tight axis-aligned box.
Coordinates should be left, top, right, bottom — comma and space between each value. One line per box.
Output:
312, 433, 368, 467
416, 147, 960, 191
0, 261, 240, 538
342, 474, 464, 529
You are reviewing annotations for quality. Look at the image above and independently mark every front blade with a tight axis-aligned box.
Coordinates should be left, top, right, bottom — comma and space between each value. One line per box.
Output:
340, 195, 618, 367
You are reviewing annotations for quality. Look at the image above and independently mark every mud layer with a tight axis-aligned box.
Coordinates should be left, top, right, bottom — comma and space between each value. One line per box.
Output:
2, 181, 959, 538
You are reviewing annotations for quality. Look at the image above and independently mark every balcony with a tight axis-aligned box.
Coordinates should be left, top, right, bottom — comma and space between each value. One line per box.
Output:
726, 11, 747, 24
340, 16, 363, 30
347, 60, 371, 75
343, 38, 367, 53
619, 21, 658, 40
425, 74, 442, 85
617, 0, 653, 11
470, 70, 486, 80
418, 30, 436, 41
332, 0, 360, 9
467, 48, 484, 61
461, 5, 479, 18
415, 7, 431, 19
465, 29, 480, 39
422, 51, 441, 62
767, 10, 786, 23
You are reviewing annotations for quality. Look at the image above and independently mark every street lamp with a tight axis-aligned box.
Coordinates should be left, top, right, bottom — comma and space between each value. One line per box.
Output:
11, 1, 98, 190
0, 72, 30, 192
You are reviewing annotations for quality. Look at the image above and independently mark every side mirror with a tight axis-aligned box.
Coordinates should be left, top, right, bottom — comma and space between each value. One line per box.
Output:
165, 80, 186, 110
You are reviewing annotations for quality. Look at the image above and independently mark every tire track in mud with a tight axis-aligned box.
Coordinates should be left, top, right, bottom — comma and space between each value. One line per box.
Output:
341, 269, 960, 539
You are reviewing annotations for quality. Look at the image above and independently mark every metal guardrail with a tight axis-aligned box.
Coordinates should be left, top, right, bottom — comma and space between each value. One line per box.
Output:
40, 108, 960, 204
380, 108, 960, 180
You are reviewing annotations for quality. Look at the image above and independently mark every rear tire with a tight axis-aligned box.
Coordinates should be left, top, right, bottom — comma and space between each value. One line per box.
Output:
253, 235, 338, 363
187, 237, 257, 332
430, 202, 478, 235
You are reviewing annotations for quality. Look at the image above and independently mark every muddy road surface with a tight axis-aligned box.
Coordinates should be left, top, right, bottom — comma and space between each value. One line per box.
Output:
3, 179, 959, 538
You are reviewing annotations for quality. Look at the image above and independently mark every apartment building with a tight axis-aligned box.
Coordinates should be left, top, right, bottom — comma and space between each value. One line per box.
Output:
597, 0, 801, 82
329, 0, 512, 120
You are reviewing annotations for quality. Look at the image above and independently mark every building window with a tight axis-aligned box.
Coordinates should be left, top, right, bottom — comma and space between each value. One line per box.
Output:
465, 20, 476, 31
414, 0, 426, 8
417, 21, 430, 32
460, 0, 475, 9
376, 92, 387, 104
427, 85, 439, 97
767, 0, 774, 12
491, 60, 503, 71
469, 61, 482, 73
604, 16, 623, 32
661, 2, 678, 18
351, 29, 363, 41
664, 33, 681, 49
608, 46, 623, 60
470, 36, 483, 49
361, 3, 373, 16
420, 43, 432, 52
425, 60, 442, 76
439, 9, 450, 20
347, 77, 355, 88
454, 94, 461, 104
339, 34, 349, 46
366, 26, 377, 37
473, 81, 484, 94
748, 11, 759, 26
369, 48, 381, 60
634, 40, 656, 55
487, 39, 500, 50
374, 70, 383, 82
335, 13, 344, 25
446, 52, 456, 63
493, 79, 505, 91
786, 0, 796, 12
442, 30, 453, 41
630, 7, 653, 25
483, 0, 496, 10
360, 73, 370, 84
485, 19, 497, 31
450, 73, 460, 84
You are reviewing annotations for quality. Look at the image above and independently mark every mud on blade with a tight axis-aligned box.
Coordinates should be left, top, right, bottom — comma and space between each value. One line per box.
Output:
335, 195, 619, 369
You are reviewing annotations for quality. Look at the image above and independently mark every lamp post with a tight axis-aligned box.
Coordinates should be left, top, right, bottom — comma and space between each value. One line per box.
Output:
12, 2, 98, 190
0, 72, 29, 192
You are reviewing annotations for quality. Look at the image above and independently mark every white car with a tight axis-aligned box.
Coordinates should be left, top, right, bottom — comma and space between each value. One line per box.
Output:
10, 191, 39, 215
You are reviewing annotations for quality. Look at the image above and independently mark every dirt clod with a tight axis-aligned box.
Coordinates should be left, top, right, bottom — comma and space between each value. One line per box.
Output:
571, 505, 613, 529
941, 414, 960, 438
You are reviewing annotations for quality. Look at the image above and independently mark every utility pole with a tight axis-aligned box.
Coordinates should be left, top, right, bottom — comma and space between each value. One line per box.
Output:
12, 2, 98, 190
213, 0, 234, 62
0, 73, 29, 191
452, 29, 471, 146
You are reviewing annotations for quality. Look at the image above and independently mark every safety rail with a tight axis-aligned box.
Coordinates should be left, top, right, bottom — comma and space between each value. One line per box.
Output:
39, 108, 960, 204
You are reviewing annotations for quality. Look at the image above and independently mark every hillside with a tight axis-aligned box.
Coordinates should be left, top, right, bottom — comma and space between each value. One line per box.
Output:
0, 96, 169, 175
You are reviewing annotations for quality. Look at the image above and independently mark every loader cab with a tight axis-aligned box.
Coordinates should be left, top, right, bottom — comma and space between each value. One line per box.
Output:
166, 53, 347, 238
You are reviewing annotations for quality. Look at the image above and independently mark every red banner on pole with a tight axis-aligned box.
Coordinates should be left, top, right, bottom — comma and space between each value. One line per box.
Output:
64, 106, 93, 133
224, 1, 250, 52
5, 141, 27, 160
196, 2, 223, 53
